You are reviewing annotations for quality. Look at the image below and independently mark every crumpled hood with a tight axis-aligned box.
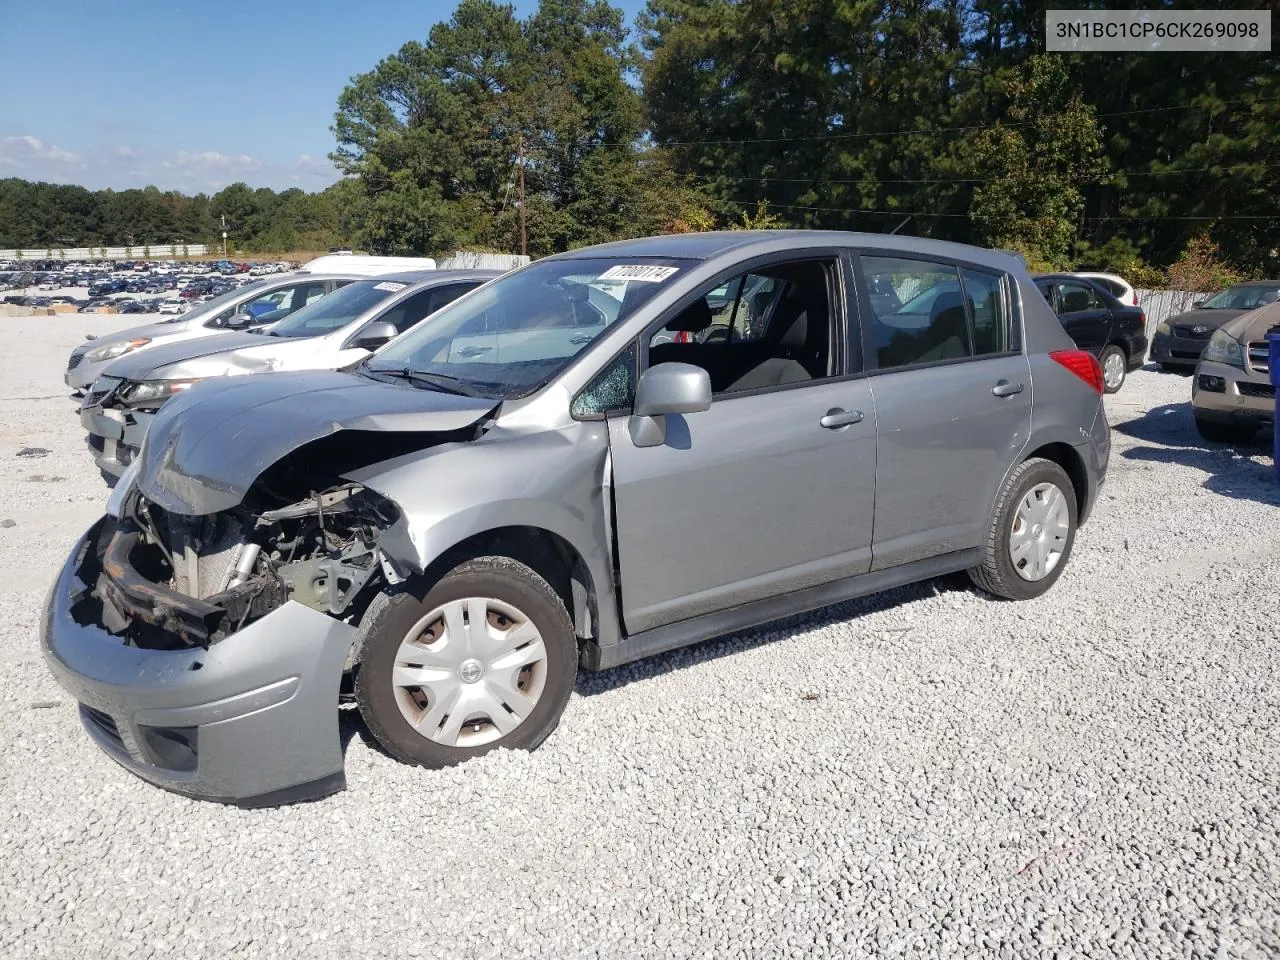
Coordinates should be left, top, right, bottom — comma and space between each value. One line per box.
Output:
101, 331, 272, 380
1221, 301, 1280, 342
135, 370, 498, 515
1165, 307, 1247, 331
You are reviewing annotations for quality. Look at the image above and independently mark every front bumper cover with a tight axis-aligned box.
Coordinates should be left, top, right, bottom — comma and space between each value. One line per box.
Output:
42, 518, 357, 806
81, 404, 153, 479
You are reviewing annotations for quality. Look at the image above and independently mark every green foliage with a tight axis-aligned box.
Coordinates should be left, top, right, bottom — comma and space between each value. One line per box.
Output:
0, 177, 360, 253
1167, 234, 1242, 293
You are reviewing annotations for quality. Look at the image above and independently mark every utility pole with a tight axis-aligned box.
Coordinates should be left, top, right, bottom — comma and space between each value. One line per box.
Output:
221, 214, 228, 258
517, 137, 527, 258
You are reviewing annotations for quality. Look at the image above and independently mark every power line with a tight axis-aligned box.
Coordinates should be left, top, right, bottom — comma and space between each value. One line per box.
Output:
722, 200, 1280, 222
677, 161, 1280, 187
524, 95, 1276, 151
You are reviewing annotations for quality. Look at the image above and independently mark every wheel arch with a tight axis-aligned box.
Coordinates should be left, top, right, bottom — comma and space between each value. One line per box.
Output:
1022, 441, 1089, 522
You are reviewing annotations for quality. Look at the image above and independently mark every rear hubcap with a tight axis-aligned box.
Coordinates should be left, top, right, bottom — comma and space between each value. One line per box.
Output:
1103, 351, 1124, 388
1009, 482, 1070, 582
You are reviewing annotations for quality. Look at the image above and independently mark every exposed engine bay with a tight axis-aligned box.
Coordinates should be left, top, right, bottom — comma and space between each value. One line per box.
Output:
83, 481, 402, 648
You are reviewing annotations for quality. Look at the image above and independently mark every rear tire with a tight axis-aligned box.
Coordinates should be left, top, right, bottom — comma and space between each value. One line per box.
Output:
1194, 416, 1257, 445
355, 556, 577, 768
1100, 344, 1127, 393
969, 458, 1078, 601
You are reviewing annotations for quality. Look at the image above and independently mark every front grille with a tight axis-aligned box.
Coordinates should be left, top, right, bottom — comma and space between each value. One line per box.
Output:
81, 377, 121, 409
1248, 342, 1270, 374
80, 704, 125, 749
1173, 325, 1211, 339
1238, 381, 1276, 400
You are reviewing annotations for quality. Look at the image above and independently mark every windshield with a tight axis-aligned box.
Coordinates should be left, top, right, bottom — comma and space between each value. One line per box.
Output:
368, 257, 692, 398
266, 278, 406, 338
185, 279, 267, 325
1201, 285, 1280, 310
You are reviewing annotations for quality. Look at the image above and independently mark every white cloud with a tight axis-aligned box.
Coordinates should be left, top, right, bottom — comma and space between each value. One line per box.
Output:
0, 135, 82, 170
1, 135, 340, 193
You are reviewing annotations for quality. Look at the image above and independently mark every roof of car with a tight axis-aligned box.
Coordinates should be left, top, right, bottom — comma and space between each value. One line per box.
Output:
358, 268, 503, 284
552, 230, 1025, 271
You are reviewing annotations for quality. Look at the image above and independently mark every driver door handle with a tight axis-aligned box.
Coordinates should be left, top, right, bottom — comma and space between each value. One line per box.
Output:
991, 380, 1024, 398
819, 408, 864, 429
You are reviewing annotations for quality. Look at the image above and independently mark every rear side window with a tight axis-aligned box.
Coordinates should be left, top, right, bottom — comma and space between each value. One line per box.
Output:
859, 256, 1012, 369
1057, 281, 1103, 314
960, 268, 1007, 355
859, 256, 968, 368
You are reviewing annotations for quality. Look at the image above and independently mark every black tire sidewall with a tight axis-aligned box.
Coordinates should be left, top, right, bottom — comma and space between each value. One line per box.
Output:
989, 460, 1078, 600
355, 559, 577, 767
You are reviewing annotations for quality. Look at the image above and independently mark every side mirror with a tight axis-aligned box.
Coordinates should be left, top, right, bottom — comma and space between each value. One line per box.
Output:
629, 362, 712, 448
225, 311, 252, 329
353, 319, 399, 350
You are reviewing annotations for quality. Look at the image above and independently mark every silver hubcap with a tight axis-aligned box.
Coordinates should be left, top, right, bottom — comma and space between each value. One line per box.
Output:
392, 597, 548, 748
1103, 351, 1124, 388
1009, 482, 1070, 582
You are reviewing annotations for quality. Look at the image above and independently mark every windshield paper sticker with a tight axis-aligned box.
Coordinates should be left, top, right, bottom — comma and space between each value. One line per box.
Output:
373, 281, 407, 292
598, 265, 680, 283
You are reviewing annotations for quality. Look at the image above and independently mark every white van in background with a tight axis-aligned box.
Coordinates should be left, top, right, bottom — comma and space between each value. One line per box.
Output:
301, 254, 436, 275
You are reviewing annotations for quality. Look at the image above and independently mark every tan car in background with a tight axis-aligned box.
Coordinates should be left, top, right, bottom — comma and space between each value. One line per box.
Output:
1192, 302, 1279, 443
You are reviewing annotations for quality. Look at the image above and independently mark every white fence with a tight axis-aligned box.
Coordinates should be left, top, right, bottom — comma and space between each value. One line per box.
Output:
437, 251, 530, 271
1135, 287, 1208, 340
0, 244, 209, 261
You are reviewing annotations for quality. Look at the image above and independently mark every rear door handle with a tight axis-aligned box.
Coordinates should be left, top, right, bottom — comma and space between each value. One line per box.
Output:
819, 407, 864, 429
991, 380, 1024, 398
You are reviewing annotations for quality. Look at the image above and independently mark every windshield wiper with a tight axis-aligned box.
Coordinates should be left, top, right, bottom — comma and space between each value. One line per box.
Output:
365, 366, 482, 397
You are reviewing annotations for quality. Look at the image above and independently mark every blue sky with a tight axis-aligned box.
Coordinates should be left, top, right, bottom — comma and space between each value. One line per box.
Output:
0, 0, 647, 195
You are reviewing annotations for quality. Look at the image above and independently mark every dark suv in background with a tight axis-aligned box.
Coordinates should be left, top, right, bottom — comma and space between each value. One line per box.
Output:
1149, 281, 1280, 371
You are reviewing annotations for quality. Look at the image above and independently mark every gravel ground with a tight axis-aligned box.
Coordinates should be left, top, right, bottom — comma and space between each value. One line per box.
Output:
2, 321, 1278, 960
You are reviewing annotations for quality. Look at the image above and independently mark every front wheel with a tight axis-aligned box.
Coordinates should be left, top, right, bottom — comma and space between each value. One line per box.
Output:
355, 556, 577, 768
1100, 344, 1127, 393
969, 458, 1078, 601
1194, 416, 1257, 445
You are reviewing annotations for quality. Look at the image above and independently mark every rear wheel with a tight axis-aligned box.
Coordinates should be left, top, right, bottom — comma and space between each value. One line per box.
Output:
1194, 416, 1257, 445
355, 556, 577, 768
1100, 344, 1127, 393
969, 458, 1077, 601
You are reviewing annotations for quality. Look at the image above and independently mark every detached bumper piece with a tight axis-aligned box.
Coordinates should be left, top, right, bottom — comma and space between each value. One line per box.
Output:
42, 518, 357, 806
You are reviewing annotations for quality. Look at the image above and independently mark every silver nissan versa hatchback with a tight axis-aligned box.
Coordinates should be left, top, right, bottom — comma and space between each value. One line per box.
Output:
44, 232, 1110, 805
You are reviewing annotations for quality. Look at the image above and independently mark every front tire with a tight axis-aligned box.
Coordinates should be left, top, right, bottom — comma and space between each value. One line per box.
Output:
1194, 416, 1257, 445
355, 556, 577, 768
969, 458, 1078, 601
1100, 344, 1127, 393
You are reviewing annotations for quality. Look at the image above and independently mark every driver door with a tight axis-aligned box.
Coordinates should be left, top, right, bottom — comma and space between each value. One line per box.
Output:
604, 255, 878, 634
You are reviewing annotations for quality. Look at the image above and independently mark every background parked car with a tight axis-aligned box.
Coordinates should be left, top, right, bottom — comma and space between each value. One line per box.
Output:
80, 269, 497, 481
1149, 281, 1280, 370
1033, 273, 1147, 393
1072, 271, 1139, 307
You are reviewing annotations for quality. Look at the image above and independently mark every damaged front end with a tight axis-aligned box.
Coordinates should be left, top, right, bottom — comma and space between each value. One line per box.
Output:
94, 479, 403, 651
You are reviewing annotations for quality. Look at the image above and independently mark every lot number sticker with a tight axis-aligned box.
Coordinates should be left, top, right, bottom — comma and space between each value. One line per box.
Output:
374, 281, 407, 292
598, 265, 680, 283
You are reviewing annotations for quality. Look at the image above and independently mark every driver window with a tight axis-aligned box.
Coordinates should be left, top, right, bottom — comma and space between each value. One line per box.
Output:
645, 259, 835, 395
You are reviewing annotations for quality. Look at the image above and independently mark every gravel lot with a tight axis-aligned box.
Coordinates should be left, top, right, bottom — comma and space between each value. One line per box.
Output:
3, 316, 1278, 960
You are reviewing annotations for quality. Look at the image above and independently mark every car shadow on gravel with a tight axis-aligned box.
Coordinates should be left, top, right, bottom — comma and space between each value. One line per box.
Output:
1115, 402, 1278, 506
574, 574, 973, 697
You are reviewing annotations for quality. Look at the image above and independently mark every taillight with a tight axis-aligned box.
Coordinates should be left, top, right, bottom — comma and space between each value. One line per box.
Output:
1050, 349, 1104, 394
